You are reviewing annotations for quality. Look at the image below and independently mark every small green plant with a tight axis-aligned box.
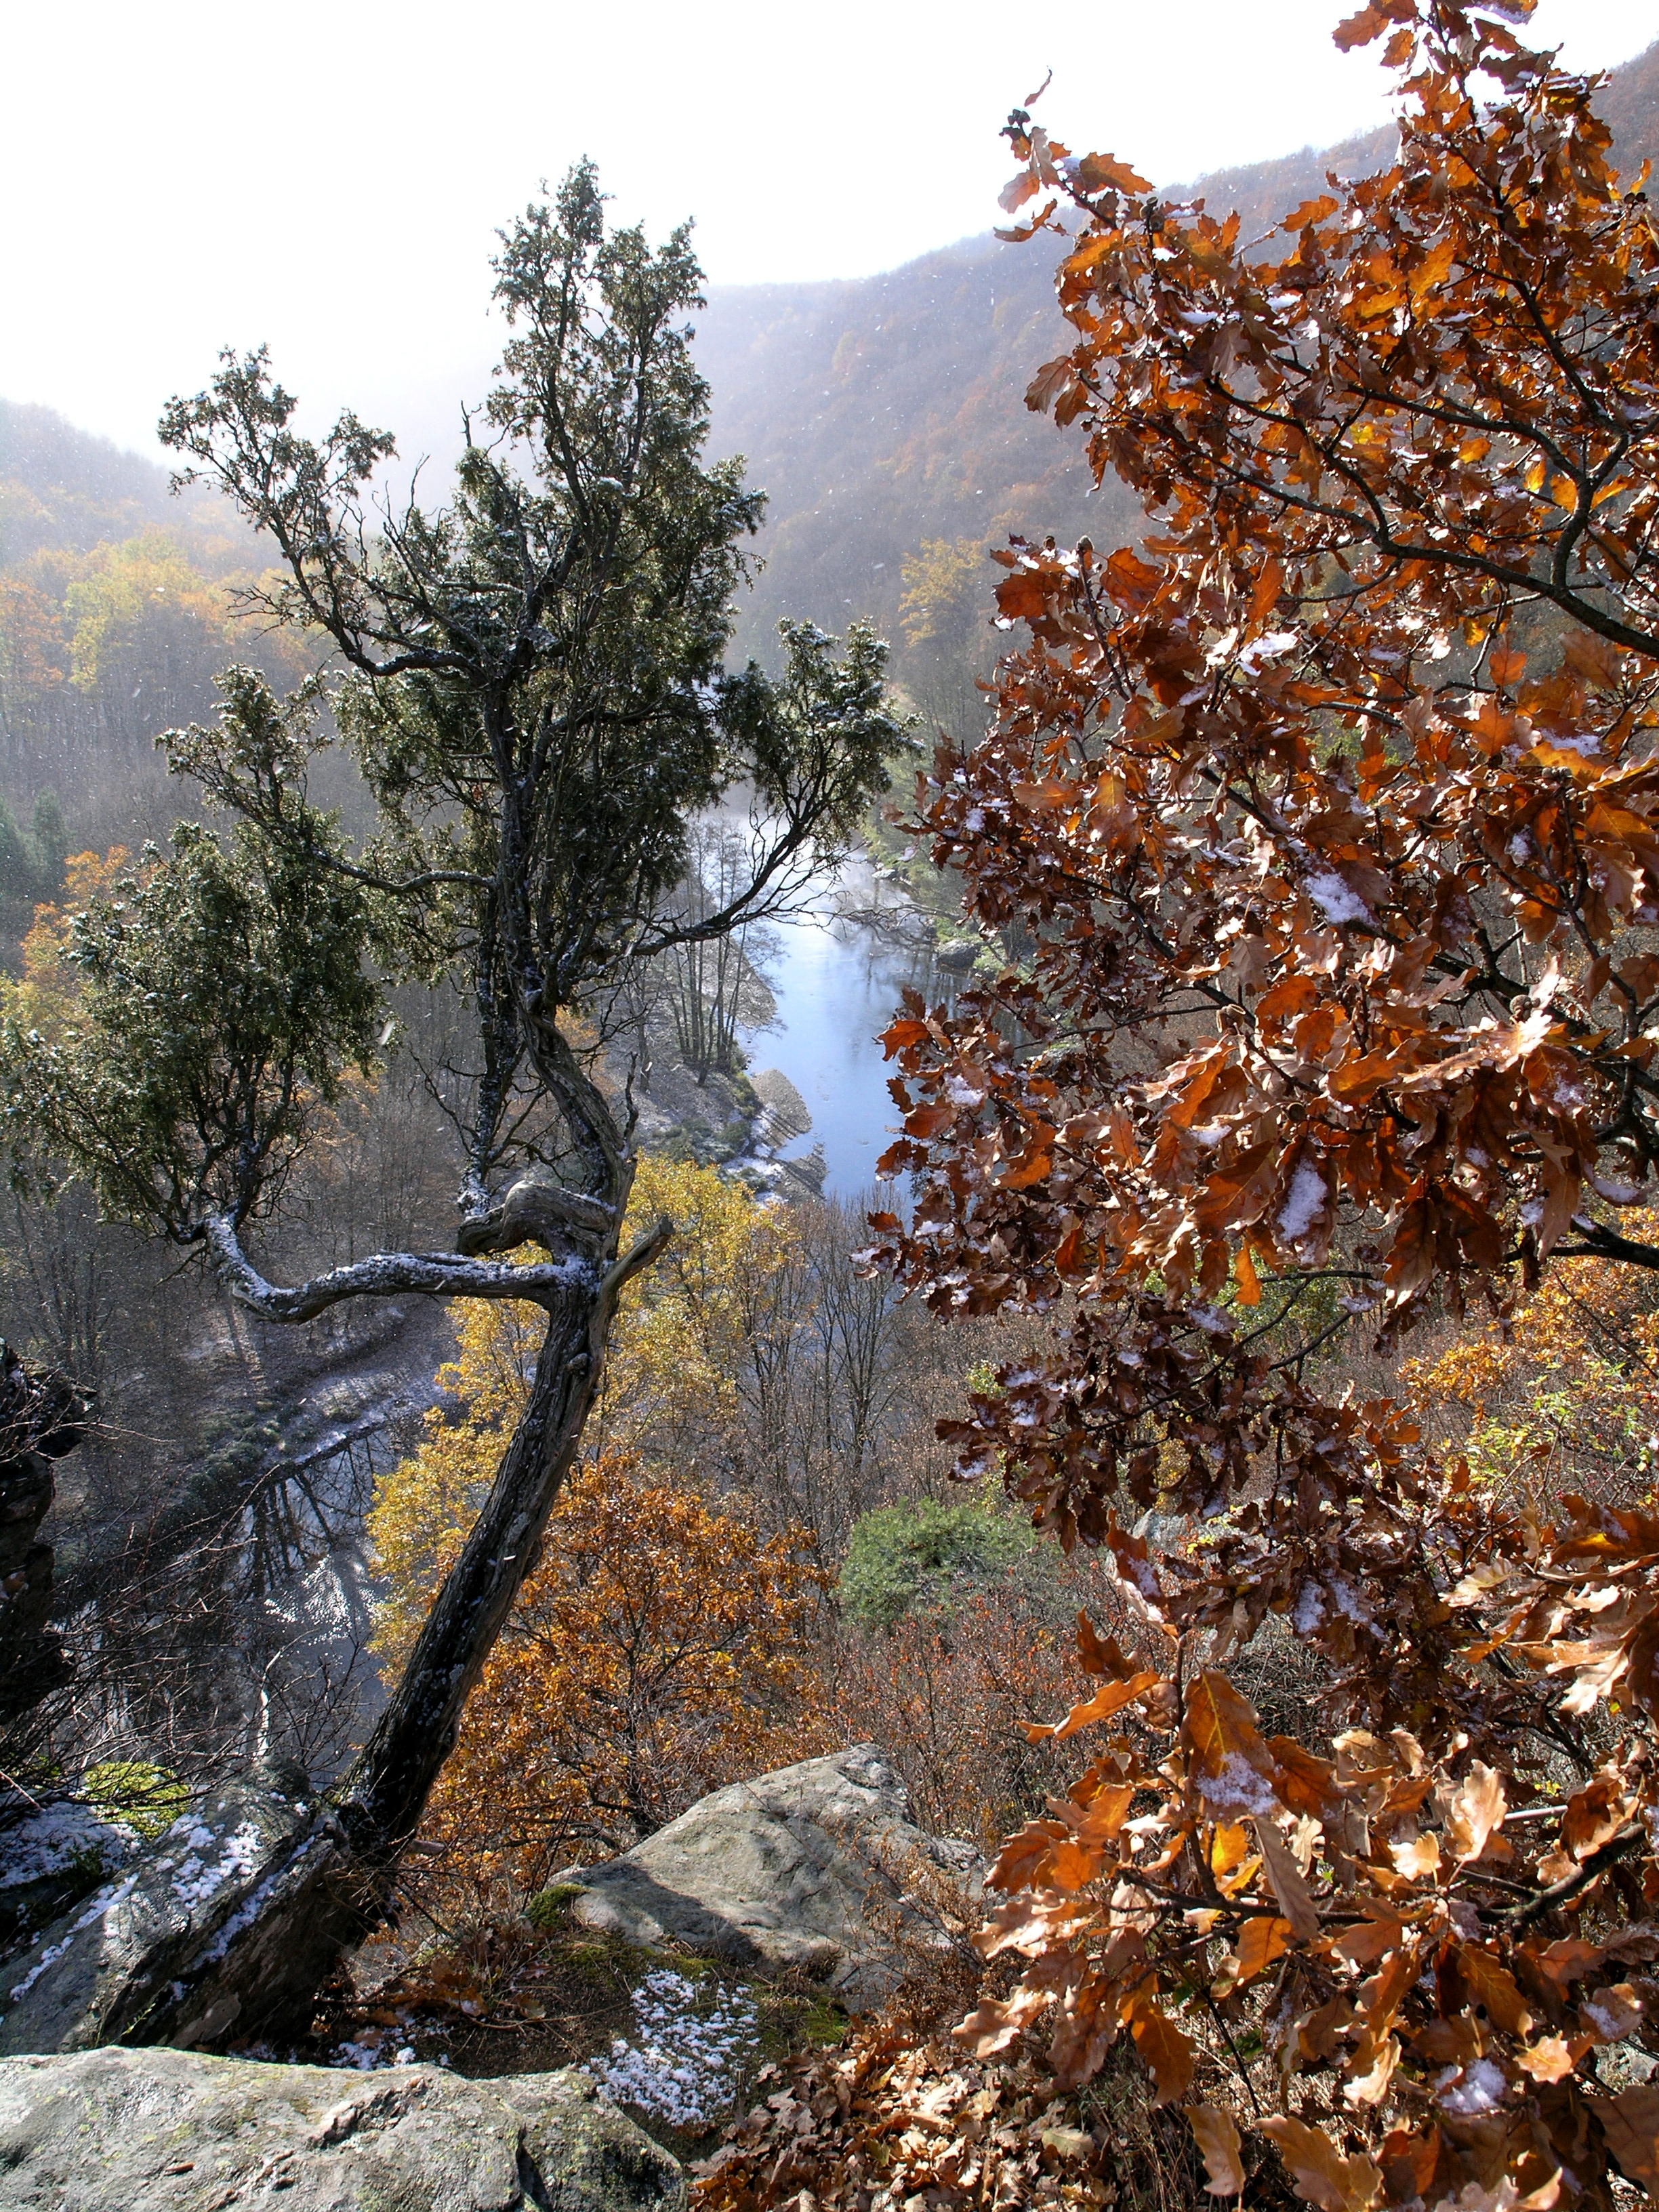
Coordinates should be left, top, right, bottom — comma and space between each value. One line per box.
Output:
83, 1760, 188, 1839
838, 1488, 1044, 1631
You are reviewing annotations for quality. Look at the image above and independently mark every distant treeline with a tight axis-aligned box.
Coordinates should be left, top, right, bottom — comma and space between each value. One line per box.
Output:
0, 402, 324, 869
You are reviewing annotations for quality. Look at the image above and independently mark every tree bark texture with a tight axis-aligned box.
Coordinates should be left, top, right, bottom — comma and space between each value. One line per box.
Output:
123, 1218, 669, 2049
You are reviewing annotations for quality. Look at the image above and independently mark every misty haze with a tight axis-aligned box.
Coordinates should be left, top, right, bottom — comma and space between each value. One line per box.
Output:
3, 8, 1659, 2208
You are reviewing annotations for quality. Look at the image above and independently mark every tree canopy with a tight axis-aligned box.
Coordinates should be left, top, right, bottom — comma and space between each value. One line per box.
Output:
0, 163, 903, 2043
76, 161, 904, 1272
869, 5, 1659, 2202
878, 0, 1659, 1532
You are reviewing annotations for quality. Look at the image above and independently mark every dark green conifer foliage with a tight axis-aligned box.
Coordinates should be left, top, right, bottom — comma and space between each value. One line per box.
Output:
0, 164, 903, 2045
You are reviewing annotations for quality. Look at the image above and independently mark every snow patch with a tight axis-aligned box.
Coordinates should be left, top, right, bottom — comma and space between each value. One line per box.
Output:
1328, 1575, 1372, 1625
331, 2034, 417, 2070
1277, 1161, 1328, 1246
0, 1802, 138, 1891
202, 1835, 316, 1963
8, 1875, 139, 2001
1305, 869, 1372, 926
1237, 631, 1301, 672
588, 1967, 761, 2131
169, 1821, 262, 1911
1292, 1583, 1327, 1634
1434, 2057, 1508, 2114
1583, 1994, 1635, 2041
1200, 1755, 1278, 1819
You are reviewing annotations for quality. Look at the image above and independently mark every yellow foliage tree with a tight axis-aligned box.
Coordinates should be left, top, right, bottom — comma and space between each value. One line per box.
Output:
897, 535, 985, 651
897, 535, 993, 739
591, 1153, 800, 1481
368, 1159, 823, 1889
0, 847, 136, 1038
1401, 1208, 1659, 1505
62, 533, 234, 692
52, 533, 312, 694
0, 576, 67, 701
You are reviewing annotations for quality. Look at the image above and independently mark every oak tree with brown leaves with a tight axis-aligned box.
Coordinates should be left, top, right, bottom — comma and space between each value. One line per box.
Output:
865, 5, 1659, 2207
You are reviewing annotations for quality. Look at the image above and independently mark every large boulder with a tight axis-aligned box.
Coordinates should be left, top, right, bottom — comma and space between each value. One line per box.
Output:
564, 1744, 980, 2009
0, 1774, 357, 2056
0, 2046, 684, 2212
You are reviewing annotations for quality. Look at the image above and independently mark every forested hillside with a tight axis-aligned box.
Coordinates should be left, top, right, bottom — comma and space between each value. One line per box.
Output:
695, 123, 1393, 676
5, 39, 1654, 771
0, 402, 241, 563
697, 37, 1656, 698
0, 400, 313, 864
8, 18, 1659, 2188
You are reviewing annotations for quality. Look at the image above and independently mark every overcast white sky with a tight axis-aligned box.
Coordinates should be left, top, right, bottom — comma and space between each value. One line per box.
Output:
4, 0, 1654, 460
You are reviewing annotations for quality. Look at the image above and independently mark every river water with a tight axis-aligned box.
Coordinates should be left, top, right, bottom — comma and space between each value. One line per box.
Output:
750, 895, 963, 1202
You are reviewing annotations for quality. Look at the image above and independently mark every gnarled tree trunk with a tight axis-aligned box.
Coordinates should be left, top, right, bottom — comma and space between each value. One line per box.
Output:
115, 1211, 668, 2051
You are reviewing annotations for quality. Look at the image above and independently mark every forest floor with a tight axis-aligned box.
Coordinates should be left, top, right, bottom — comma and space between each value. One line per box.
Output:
300, 1910, 853, 2163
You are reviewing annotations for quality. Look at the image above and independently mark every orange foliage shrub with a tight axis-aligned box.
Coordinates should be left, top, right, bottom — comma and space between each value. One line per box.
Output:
370, 1286, 823, 1898
0, 846, 136, 1037
821, 1578, 1134, 1852
1404, 1212, 1659, 1508
411, 1457, 821, 1888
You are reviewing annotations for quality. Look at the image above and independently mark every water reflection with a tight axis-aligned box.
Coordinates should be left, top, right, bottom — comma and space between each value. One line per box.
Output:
755, 904, 961, 1201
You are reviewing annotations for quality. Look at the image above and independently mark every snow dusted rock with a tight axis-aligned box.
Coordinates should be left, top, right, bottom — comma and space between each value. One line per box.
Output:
564, 1744, 981, 2010
0, 1799, 142, 1953
0, 2046, 684, 2212
0, 1774, 348, 2057
747, 1067, 812, 1150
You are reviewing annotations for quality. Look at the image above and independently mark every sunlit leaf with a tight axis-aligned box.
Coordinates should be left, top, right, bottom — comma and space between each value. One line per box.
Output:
1234, 1914, 1292, 1984
1262, 2116, 1383, 2212
1186, 2104, 1245, 2196
1128, 1996, 1195, 2105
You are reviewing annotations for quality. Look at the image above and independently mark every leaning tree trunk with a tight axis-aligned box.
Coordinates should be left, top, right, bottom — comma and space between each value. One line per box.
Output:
117, 1216, 668, 2051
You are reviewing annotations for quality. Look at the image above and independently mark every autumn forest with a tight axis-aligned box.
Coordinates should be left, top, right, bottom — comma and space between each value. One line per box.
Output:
5, 5, 1659, 2209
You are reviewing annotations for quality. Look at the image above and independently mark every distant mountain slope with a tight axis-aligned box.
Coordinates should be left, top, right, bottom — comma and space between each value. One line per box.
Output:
1599, 35, 1659, 172
0, 400, 177, 562
696, 234, 1100, 668
696, 45, 1656, 678
0, 400, 246, 570
0, 405, 292, 853
696, 121, 1398, 664
5, 37, 1653, 698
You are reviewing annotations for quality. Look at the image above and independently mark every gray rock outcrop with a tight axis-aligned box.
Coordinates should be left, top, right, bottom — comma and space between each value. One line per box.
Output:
0, 1774, 352, 2057
747, 1067, 812, 1151
564, 1744, 980, 2009
0, 2046, 684, 2212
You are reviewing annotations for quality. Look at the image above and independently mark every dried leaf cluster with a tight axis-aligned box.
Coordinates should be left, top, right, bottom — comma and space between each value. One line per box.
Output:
695, 2028, 1162, 2212
864, 3, 1659, 2203
956, 1574, 1659, 2209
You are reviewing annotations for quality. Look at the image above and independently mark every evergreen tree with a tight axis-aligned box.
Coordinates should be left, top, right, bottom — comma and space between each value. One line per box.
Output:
0, 164, 901, 2041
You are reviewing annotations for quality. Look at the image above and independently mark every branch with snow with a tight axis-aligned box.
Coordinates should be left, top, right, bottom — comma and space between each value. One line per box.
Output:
199, 1213, 596, 1322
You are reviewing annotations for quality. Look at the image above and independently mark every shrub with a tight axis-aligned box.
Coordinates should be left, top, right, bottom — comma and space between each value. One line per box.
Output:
837, 1490, 1046, 1631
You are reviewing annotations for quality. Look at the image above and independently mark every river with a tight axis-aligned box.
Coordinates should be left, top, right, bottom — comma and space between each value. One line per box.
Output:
750, 886, 968, 1203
